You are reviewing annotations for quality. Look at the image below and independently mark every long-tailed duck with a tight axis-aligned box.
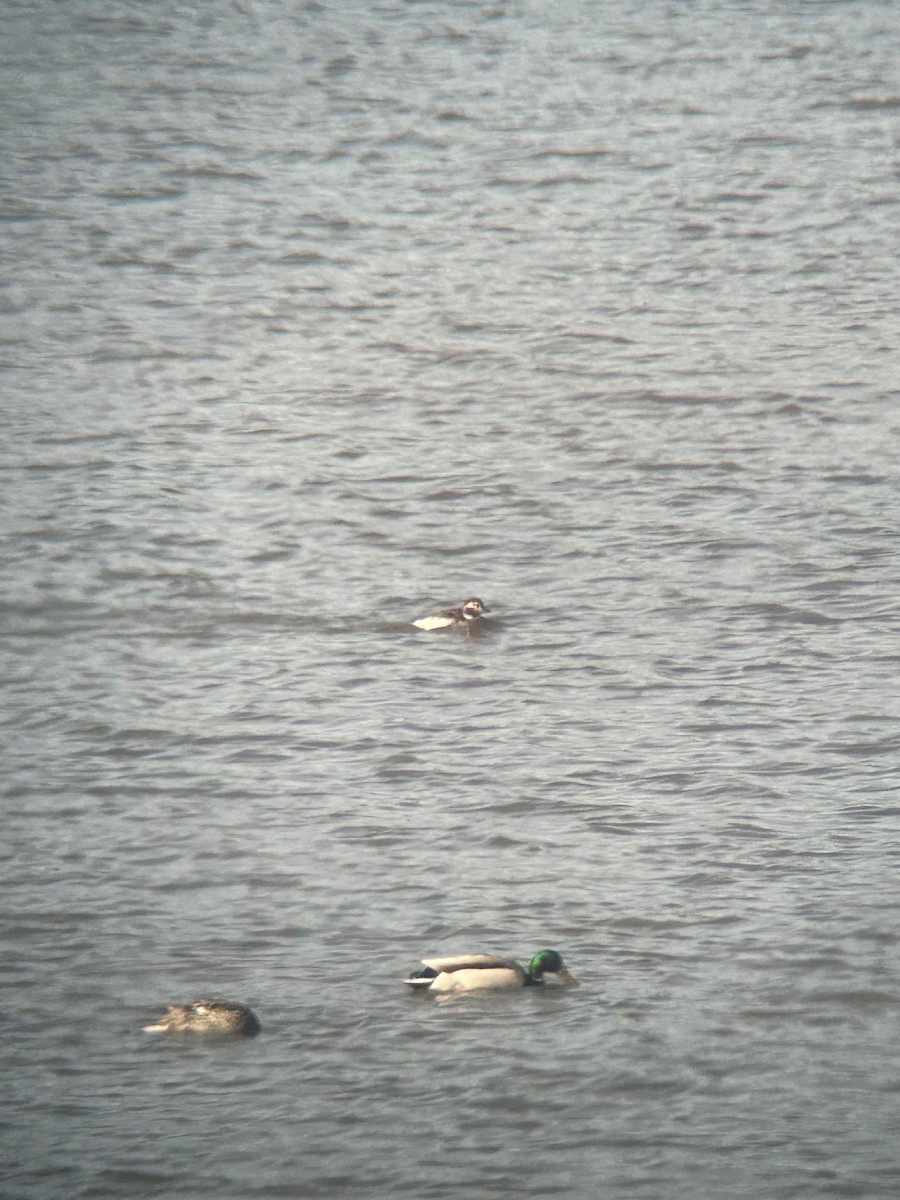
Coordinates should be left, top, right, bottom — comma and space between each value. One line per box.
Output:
412, 597, 491, 631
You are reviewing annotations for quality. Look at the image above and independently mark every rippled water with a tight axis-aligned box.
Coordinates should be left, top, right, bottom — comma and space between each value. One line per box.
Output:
2, 1, 899, 1197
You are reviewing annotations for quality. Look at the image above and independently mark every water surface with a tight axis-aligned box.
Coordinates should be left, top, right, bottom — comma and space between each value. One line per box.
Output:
2, 1, 899, 1197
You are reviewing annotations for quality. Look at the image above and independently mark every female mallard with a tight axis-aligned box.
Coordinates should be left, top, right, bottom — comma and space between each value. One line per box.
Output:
143, 998, 261, 1037
404, 950, 577, 994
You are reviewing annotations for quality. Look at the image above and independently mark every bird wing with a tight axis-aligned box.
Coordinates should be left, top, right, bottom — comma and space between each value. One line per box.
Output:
420, 953, 522, 974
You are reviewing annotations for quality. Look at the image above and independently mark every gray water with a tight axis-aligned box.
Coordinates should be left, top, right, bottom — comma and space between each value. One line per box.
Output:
2, 1, 899, 1197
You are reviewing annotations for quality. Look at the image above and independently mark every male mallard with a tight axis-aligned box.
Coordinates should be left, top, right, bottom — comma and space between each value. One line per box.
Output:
143, 998, 261, 1037
404, 950, 577, 994
412, 598, 491, 631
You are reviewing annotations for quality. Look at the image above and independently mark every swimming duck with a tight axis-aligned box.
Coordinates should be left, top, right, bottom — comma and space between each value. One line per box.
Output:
412, 597, 491, 631
404, 950, 578, 994
143, 998, 261, 1037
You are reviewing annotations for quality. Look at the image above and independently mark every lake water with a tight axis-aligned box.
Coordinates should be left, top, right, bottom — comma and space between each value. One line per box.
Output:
2, 1, 899, 1197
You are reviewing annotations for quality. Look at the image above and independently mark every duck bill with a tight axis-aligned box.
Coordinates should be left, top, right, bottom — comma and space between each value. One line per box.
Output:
557, 968, 579, 987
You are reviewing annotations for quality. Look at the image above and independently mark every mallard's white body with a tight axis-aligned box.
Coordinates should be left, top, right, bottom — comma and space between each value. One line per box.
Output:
411, 954, 529, 992
404, 951, 577, 995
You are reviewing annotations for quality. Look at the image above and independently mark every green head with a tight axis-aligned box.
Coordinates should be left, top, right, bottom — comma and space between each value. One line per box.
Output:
528, 949, 578, 985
